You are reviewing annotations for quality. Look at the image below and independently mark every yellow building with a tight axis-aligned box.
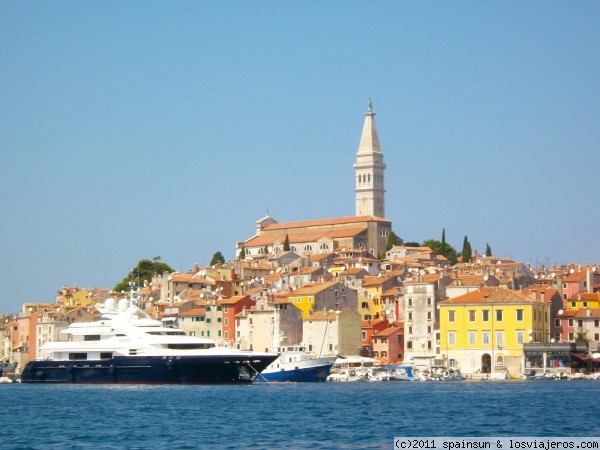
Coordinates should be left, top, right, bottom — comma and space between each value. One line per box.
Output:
438, 287, 550, 378
286, 281, 358, 319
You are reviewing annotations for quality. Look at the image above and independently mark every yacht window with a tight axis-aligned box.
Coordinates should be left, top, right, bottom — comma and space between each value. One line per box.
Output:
166, 343, 215, 350
100, 352, 113, 359
69, 353, 87, 360
84, 335, 101, 341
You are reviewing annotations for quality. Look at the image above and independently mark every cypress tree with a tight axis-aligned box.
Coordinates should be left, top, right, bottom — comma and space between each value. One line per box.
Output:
486, 243, 492, 257
462, 236, 472, 263
283, 234, 291, 251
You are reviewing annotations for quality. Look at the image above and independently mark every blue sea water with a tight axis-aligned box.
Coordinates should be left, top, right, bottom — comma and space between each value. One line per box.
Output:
1, 380, 599, 450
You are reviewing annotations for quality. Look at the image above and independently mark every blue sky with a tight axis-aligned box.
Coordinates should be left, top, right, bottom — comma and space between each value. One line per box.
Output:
1, 2, 599, 313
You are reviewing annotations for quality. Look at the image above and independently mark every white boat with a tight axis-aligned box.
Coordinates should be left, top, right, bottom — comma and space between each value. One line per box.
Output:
21, 296, 278, 384
327, 365, 370, 382
367, 365, 417, 381
257, 345, 336, 382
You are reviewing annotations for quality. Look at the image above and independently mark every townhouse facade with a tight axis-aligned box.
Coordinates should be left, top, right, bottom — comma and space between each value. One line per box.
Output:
438, 287, 550, 377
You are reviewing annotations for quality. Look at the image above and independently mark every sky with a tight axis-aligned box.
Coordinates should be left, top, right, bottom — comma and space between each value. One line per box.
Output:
1, 1, 599, 313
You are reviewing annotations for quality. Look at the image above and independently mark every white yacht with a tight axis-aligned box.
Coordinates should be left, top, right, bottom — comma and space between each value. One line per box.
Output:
21, 297, 278, 384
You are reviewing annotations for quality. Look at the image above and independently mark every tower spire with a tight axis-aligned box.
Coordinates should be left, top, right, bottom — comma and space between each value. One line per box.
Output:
354, 100, 386, 218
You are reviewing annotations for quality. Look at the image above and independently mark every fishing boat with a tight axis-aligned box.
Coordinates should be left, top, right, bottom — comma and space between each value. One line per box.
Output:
257, 345, 336, 382
21, 296, 278, 384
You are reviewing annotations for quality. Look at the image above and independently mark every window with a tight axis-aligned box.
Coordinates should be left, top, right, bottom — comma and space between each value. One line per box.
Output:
568, 319, 574, 327
516, 309, 524, 321
596, 320, 600, 328
408, 312, 412, 321
224, 318, 229, 326
427, 311, 432, 320
583, 302, 588, 308
407, 341, 413, 349
482, 310, 489, 322
361, 331, 367, 341
595, 333, 599, 341
496, 331, 504, 346
427, 297, 432, 306
469, 331, 476, 345
304, 245, 313, 251
517, 330, 524, 344
468, 310, 476, 322
482, 331, 490, 345
408, 298, 413, 306
448, 311, 456, 322
568, 332, 574, 340
555, 318, 561, 327
496, 310, 503, 321
448, 332, 456, 345
571, 302, 577, 308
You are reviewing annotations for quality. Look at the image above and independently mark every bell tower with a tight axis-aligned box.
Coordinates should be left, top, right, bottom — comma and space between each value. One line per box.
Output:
354, 99, 386, 218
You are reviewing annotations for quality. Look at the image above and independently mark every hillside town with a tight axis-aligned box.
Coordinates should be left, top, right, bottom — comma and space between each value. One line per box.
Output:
2, 102, 598, 381
2, 249, 599, 381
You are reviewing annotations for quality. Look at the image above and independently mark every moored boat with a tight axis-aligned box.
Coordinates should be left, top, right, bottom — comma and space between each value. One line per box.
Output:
21, 296, 278, 384
257, 345, 336, 382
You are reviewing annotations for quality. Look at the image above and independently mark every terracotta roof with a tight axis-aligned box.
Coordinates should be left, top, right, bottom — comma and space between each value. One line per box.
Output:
362, 276, 389, 286
261, 216, 391, 231
564, 271, 586, 282
375, 326, 403, 337
179, 308, 206, 317
287, 281, 339, 296
243, 227, 367, 247
306, 310, 338, 321
218, 296, 252, 305
574, 308, 600, 319
440, 287, 543, 305
361, 319, 388, 328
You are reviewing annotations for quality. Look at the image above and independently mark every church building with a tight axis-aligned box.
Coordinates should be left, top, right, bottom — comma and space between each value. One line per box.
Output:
236, 101, 392, 259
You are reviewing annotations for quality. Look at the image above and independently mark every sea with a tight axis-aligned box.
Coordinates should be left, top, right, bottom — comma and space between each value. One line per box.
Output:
1, 380, 599, 450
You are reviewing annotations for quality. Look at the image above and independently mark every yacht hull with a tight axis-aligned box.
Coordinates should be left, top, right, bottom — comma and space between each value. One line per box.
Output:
257, 357, 335, 382
21, 354, 278, 384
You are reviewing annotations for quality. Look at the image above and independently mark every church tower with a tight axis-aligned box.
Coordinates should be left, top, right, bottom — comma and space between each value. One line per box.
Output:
354, 99, 386, 218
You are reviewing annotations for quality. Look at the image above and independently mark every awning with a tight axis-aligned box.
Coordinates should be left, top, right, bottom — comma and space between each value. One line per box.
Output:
571, 352, 589, 361
592, 357, 600, 364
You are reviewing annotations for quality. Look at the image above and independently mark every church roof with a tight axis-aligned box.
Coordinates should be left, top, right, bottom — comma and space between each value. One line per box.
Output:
243, 226, 368, 247
260, 215, 390, 231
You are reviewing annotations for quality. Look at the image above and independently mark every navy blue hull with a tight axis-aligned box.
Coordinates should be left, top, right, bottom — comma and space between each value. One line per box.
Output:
21, 354, 278, 384
257, 363, 333, 382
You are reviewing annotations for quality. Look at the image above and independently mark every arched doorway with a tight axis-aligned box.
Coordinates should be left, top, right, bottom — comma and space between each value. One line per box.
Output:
481, 354, 491, 373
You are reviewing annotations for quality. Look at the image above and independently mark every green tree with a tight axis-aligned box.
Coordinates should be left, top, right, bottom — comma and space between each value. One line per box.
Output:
462, 236, 472, 263
422, 238, 458, 265
404, 241, 421, 247
575, 329, 589, 344
486, 243, 492, 257
283, 234, 291, 252
238, 246, 246, 260
385, 231, 403, 252
114, 258, 174, 293
210, 251, 225, 266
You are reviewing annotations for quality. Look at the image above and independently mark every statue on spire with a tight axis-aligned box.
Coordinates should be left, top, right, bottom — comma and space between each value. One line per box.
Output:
368, 98, 373, 112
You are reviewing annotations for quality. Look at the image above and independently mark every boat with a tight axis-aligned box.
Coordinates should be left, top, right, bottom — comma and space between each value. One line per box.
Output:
367, 365, 417, 381
20, 296, 278, 384
257, 345, 336, 382
327, 366, 369, 382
